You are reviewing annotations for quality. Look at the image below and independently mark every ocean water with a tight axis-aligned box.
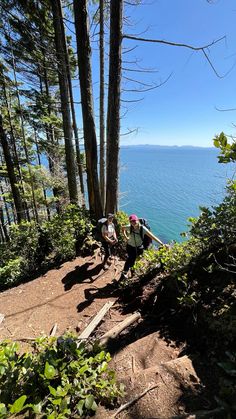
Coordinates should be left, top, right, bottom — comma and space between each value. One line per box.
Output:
119, 146, 235, 243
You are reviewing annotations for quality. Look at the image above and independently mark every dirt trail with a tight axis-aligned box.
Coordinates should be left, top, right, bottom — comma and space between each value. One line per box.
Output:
0, 253, 204, 418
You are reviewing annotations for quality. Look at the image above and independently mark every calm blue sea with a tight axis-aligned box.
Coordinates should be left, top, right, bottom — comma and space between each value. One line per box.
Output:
119, 146, 235, 243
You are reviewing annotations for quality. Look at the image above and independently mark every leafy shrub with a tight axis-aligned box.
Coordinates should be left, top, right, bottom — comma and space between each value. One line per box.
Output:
0, 205, 93, 287
43, 204, 92, 261
0, 335, 124, 418
3, 221, 40, 269
189, 184, 236, 249
0, 257, 24, 286
114, 211, 129, 245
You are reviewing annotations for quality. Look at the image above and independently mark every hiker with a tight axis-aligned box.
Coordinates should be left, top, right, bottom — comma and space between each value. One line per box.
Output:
120, 214, 164, 279
101, 213, 118, 269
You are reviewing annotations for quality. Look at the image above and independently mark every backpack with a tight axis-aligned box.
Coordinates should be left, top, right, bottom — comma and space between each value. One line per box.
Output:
130, 218, 152, 250
93, 218, 107, 242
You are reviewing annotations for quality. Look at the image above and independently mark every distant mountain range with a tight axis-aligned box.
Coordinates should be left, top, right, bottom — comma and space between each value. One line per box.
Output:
120, 144, 215, 149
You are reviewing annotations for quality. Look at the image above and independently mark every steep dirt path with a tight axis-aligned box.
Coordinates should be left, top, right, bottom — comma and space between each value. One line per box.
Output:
0, 253, 123, 341
0, 254, 204, 418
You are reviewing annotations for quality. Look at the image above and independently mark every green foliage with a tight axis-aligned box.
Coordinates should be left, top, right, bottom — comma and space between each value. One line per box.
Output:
6, 221, 40, 267
216, 352, 236, 415
114, 211, 129, 244
0, 205, 93, 287
0, 258, 24, 286
189, 184, 236, 249
0, 335, 124, 418
43, 205, 92, 261
213, 132, 236, 163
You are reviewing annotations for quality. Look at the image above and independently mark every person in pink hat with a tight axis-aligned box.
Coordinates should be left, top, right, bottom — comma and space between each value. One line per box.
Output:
120, 214, 164, 280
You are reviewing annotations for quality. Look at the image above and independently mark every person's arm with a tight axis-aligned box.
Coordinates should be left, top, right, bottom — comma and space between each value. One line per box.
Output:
113, 226, 118, 242
121, 225, 129, 241
102, 227, 114, 244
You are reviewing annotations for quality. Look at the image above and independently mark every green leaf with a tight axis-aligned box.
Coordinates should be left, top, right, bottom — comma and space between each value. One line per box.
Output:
76, 399, 84, 416
52, 398, 62, 405
48, 385, 57, 396
44, 361, 56, 379
85, 394, 95, 410
0, 366, 5, 375
9, 395, 27, 413
32, 402, 42, 414
79, 364, 89, 374
0, 403, 7, 416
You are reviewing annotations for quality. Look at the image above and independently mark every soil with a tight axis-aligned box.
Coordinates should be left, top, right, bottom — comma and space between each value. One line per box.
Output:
0, 250, 222, 418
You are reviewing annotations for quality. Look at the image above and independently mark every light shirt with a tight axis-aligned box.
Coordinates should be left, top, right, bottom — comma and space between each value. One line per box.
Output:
102, 223, 115, 239
123, 224, 149, 247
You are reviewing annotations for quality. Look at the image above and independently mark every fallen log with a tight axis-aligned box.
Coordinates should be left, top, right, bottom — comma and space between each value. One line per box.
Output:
100, 312, 141, 346
78, 301, 114, 340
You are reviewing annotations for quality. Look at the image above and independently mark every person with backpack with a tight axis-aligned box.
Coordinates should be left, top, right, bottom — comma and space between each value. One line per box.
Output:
101, 213, 118, 269
120, 213, 164, 279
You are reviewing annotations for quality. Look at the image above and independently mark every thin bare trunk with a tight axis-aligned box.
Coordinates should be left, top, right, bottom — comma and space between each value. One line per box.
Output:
51, 0, 78, 204
1, 70, 30, 221
0, 183, 11, 225
73, 0, 103, 219
99, 0, 105, 213
57, 0, 85, 202
0, 115, 26, 223
10, 48, 39, 223
106, 0, 123, 214
0, 193, 9, 241
34, 128, 51, 221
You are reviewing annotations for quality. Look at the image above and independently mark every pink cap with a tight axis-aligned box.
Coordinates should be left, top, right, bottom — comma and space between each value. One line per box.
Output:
129, 214, 139, 221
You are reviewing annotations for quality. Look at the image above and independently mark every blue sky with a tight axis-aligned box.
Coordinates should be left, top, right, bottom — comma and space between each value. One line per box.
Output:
71, 1, 236, 148
117, 0, 236, 147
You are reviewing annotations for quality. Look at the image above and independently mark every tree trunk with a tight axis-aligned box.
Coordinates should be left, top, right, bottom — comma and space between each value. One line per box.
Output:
1, 68, 30, 221
34, 128, 51, 221
99, 0, 105, 213
51, 0, 78, 204
57, 0, 85, 203
41, 65, 61, 208
0, 183, 11, 226
11, 49, 39, 223
0, 194, 9, 241
105, 0, 123, 214
73, 0, 103, 220
0, 115, 26, 223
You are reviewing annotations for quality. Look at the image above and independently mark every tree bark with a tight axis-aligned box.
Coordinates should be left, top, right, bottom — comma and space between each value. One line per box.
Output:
57, 0, 85, 203
105, 0, 123, 214
0, 195, 9, 241
10, 48, 39, 223
73, 0, 103, 219
99, 0, 105, 213
1, 68, 30, 221
0, 115, 26, 223
51, 0, 78, 204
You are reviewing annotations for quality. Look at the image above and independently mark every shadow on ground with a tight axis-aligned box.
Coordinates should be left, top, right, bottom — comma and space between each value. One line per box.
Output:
62, 262, 105, 291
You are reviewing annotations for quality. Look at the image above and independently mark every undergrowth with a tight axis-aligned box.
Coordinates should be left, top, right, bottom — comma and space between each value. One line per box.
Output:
0, 334, 124, 418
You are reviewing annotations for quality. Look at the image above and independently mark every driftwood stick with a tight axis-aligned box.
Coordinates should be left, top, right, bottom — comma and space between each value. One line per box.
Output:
12, 337, 36, 342
50, 323, 58, 337
112, 384, 158, 418
78, 301, 114, 340
100, 312, 141, 346
0, 313, 5, 325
